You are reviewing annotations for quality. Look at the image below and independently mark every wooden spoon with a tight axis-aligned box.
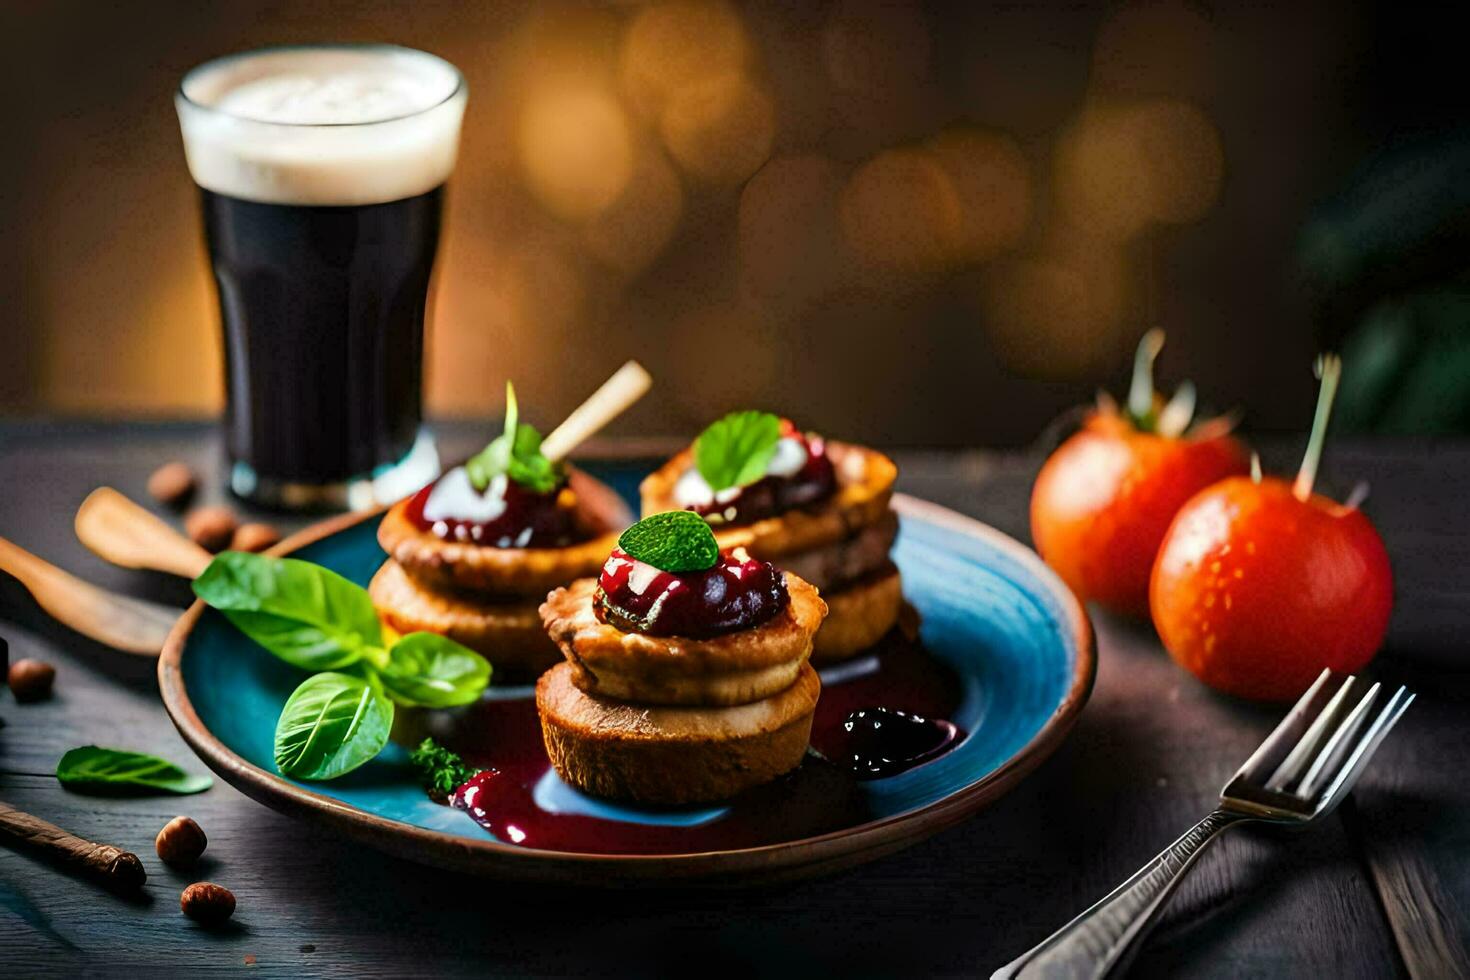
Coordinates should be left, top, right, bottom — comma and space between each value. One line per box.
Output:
0, 535, 177, 655
75, 487, 212, 579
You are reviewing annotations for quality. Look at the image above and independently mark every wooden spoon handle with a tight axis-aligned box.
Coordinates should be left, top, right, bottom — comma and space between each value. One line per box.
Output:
0, 535, 176, 656
75, 487, 211, 579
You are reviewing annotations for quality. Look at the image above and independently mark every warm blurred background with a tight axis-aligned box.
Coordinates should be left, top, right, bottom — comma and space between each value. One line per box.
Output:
3, 0, 1468, 445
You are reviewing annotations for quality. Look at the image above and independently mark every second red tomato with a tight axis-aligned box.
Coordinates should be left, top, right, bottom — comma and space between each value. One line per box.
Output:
1032, 412, 1248, 617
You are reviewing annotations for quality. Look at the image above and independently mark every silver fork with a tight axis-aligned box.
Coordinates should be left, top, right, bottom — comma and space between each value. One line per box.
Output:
993, 669, 1414, 980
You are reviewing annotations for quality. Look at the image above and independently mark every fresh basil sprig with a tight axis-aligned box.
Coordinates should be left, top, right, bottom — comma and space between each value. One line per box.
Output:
194, 551, 493, 781
465, 381, 562, 494
618, 511, 720, 573
694, 410, 782, 492
56, 745, 213, 795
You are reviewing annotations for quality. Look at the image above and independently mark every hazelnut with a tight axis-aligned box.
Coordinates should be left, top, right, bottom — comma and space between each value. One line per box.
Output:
8, 658, 55, 703
231, 522, 281, 553
181, 882, 235, 925
148, 462, 198, 508
155, 816, 208, 868
186, 506, 238, 553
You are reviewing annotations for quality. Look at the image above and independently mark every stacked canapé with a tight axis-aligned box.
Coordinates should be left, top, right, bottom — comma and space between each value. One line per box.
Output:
641, 412, 901, 661
371, 386, 624, 675
538, 512, 827, 804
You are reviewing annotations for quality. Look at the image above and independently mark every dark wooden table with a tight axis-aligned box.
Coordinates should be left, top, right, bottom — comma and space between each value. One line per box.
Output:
2, 422, 1467, 978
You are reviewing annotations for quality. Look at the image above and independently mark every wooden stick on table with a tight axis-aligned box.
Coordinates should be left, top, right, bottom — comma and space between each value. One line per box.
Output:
0, 800, 146, 895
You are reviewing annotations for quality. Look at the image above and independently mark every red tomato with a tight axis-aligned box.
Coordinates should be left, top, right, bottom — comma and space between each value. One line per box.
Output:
1031, 412, 1248, 617
1150, 476, 1393, 701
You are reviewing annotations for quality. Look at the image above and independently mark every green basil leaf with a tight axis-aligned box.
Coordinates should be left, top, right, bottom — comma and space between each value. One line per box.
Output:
617, 511, 720, 573
378, 632, 492, 708
56, 745, 213, 795
694, 410, 782, 491
193, 552, 382, 671
273, 672, 394, 780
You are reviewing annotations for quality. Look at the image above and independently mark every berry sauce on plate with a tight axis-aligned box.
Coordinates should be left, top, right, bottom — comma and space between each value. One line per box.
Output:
439, 627, 966, 854
835, 707, 963, 780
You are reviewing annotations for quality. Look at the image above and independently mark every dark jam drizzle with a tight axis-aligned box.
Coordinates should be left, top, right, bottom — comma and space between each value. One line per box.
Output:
594, 548, 789, 638
436, 628, 967, 854
687, 424, 837, 527
404, 474, 580, 547
836, 707, 962, 780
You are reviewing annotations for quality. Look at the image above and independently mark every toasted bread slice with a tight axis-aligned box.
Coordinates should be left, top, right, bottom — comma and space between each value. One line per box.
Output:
640, 442, 896, 560
541, 574, 827, 706
368, 559, 560, 675
537, 661, 819, 804
378, 468, 627, 598
811, 564, 903, 663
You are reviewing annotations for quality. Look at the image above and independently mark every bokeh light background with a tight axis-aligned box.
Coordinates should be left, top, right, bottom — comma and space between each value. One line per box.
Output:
1, 1, 1451, 444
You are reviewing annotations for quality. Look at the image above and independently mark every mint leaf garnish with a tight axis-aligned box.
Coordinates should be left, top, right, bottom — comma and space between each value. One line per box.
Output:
465, 381, 563, 494
694, 410, 782, 492
618, 511, 720, 573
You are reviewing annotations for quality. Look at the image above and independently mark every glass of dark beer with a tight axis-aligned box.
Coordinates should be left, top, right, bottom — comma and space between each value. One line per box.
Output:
176, 45, 465, 509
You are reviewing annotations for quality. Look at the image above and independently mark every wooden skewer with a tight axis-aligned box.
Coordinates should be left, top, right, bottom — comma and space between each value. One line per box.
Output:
540, 360, 652, 463
0, 801, 147, 895
75, 487, 213, 579
0, 535, 176, 655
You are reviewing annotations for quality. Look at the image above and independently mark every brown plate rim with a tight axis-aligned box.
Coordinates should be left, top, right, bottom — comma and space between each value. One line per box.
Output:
157, 491, 1095, 885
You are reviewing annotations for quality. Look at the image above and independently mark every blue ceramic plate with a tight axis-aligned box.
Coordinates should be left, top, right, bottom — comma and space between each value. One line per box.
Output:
159, 477, 1093, 885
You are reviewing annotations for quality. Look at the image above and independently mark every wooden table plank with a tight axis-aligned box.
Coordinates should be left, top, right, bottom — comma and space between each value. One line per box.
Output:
1344, 660, 1470, 980
3, 422, 1462, 977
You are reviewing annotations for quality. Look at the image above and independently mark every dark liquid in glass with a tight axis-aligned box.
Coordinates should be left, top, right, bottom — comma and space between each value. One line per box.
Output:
200, 185, 443, 486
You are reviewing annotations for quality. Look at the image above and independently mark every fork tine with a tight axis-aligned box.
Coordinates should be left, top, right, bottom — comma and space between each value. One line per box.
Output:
1264, 672, 1359, 791
1295, 681, 1381, 799
1315, 688, 1414, 813
1233, 669, 1336, 784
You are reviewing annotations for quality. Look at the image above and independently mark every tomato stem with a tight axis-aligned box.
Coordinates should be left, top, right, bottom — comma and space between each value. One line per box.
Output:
1157, 381, 1196, 438
1127, 329, 1165, 429
1294, 353, 1342, 501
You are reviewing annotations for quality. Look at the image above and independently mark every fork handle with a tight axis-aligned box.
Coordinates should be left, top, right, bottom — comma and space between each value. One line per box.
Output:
993, 809, 1248, 980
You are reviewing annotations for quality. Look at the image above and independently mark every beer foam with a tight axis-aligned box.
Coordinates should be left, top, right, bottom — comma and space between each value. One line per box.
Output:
178, 46, 465, 206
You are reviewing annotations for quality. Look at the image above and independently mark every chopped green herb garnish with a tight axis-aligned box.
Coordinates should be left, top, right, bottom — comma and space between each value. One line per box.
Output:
465, 381, 563, 494
410, 738, 480, 799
